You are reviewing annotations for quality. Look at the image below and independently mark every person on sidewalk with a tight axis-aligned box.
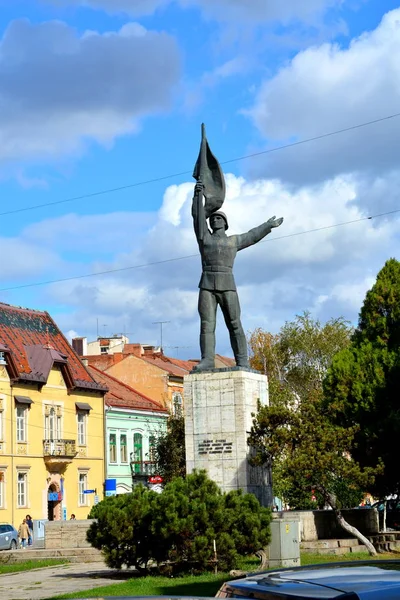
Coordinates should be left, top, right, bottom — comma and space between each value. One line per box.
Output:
18, 519, 30, 549
26, 514, 33, 546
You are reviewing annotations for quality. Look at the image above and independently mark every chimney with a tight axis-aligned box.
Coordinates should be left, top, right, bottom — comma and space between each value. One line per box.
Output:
72, 337, 87, 356
143, 345, 155, 357
123, 343, 143, 357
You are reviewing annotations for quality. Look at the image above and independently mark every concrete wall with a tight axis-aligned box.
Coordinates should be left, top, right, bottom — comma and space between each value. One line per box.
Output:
274, 509, 379, 541
45, 519, 94, 549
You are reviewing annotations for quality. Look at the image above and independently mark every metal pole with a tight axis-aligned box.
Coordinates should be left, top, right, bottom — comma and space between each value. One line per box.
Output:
152, 321, 170, 353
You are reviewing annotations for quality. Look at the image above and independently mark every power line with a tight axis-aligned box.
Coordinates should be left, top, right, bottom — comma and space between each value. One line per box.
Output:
1, 111, 400, 218
0, 207, 398, 292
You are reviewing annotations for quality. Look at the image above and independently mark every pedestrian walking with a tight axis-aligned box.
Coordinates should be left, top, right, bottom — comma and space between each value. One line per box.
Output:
18, 519, 30, 549
26, 514, 33, 546
70, 514, 76, 520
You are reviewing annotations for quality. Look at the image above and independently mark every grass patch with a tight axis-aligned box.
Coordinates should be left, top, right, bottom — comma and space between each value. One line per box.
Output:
0, 559, 68, 574
50, 571, 229, 599
301, 552, 396, 565
49, 552, 400, 599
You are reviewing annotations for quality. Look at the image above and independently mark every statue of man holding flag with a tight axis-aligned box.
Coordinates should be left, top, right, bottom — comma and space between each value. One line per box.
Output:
192, 124, 284, 372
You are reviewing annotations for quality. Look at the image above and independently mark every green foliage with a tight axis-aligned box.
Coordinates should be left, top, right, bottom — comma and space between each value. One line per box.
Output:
249, 391, 376, 511
87, 471, 271, 574
324, 258, 400, 498
248, 313, 354, 509
87, 485, 159, 570
153, 415, 186, 483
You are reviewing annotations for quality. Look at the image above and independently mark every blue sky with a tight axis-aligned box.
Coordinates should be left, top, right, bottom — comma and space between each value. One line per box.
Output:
1, 0, 400, 357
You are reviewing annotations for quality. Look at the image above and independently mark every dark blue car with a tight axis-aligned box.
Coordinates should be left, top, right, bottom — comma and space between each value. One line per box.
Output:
216, 560, 400, 599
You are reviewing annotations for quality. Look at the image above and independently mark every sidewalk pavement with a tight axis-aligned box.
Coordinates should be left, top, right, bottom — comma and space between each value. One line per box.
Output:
0, 562, 133, 600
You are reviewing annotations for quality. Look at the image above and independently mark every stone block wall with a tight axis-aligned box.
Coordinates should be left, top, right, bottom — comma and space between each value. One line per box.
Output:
44, 520, 95, 549
273, 509, 379, 541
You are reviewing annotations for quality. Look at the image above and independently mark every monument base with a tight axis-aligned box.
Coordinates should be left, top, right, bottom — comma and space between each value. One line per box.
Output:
184, 368, 272, 507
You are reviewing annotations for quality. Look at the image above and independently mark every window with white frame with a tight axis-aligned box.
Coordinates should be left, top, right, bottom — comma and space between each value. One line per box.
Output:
109, 433, 117, 463
77, 412, 86, 445
45, 407, 61, 440
0, 471, 4, 508
16, 406, 27, 442
78, 472, 88, 505
17, 472, 27, 507
120, 433, 127, 463
172, 392, 183, 418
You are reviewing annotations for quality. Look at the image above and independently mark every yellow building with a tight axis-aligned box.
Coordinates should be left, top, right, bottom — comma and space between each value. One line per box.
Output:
0, 302, 106, 528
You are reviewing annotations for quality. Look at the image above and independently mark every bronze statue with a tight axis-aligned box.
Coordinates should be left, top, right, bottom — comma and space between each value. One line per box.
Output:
192, 124, 283, 372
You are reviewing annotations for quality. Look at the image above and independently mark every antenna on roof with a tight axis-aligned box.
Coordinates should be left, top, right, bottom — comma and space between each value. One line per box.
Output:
165, 345, 191, 358
152, 321, 170, 353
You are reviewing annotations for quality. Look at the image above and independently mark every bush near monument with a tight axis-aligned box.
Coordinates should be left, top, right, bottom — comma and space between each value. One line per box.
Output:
87, 470, 271, 574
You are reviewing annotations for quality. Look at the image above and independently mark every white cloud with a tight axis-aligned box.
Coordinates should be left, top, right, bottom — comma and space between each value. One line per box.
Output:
23, 211, 157, 254
0, 237, 61, 281
248, 8, 400, 185
0, 19, 180, 163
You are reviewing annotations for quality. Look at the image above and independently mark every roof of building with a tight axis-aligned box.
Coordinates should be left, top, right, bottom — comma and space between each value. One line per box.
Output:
139, 353, 190, 377
215, 354, 236, 368
87, 365, 168, 413
167, 357, 199, 372
0, 302, 105, 392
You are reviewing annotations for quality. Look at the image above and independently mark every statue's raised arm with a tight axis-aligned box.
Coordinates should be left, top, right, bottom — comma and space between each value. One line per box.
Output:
192, 180, 209, 244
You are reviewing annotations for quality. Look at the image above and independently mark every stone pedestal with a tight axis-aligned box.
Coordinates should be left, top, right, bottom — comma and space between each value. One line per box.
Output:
184, 368, 272, 506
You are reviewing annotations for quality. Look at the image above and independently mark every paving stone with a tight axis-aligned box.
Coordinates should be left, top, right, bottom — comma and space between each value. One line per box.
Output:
0, 562, 131, 600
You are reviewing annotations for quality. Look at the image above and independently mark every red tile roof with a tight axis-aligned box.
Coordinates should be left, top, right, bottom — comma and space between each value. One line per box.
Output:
0, 302, 105, 392
139, 353, 190, 377
168, 357, 199, 372
87, 365, 168, 413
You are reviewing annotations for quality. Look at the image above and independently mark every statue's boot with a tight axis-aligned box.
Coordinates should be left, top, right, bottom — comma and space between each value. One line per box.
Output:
192, 333, 215, 372
230, 329, 250, 369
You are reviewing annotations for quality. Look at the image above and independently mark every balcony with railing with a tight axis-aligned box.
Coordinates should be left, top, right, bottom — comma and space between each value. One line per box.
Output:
130, 460, 157, 478
43, 439, 77, 470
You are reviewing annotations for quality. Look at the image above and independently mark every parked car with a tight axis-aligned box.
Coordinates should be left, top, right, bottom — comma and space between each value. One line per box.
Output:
0, 523, 18, 550
216, 560, 400, 599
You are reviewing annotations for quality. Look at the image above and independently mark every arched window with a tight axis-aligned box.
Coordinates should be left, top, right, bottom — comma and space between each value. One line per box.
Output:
133, 433, 143, 474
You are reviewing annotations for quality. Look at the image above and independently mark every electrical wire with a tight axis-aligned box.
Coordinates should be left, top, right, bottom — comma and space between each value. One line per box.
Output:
1, 111, 399, 218
1, 207, 399, 292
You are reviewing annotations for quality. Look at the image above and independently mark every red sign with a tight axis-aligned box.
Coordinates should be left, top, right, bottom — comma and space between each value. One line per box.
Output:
149, 475, 163, 484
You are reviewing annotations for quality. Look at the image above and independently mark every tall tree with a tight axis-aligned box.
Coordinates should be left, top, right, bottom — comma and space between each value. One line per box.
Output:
248, 313, 353, 509
154, 415, 186, 483
248, 313, 379, 553
324, 258, 400, 499
249, 391, 378, 555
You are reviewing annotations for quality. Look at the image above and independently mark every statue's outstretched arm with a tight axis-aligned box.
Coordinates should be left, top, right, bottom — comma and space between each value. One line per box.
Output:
236, 216, 283, 251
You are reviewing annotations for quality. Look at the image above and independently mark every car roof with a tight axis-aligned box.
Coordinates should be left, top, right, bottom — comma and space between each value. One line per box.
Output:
223, 561, 400, 598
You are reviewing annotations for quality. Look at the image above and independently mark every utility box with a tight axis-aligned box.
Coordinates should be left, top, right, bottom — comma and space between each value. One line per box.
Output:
269, 518, 300, 568
33, 519, 47, 541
